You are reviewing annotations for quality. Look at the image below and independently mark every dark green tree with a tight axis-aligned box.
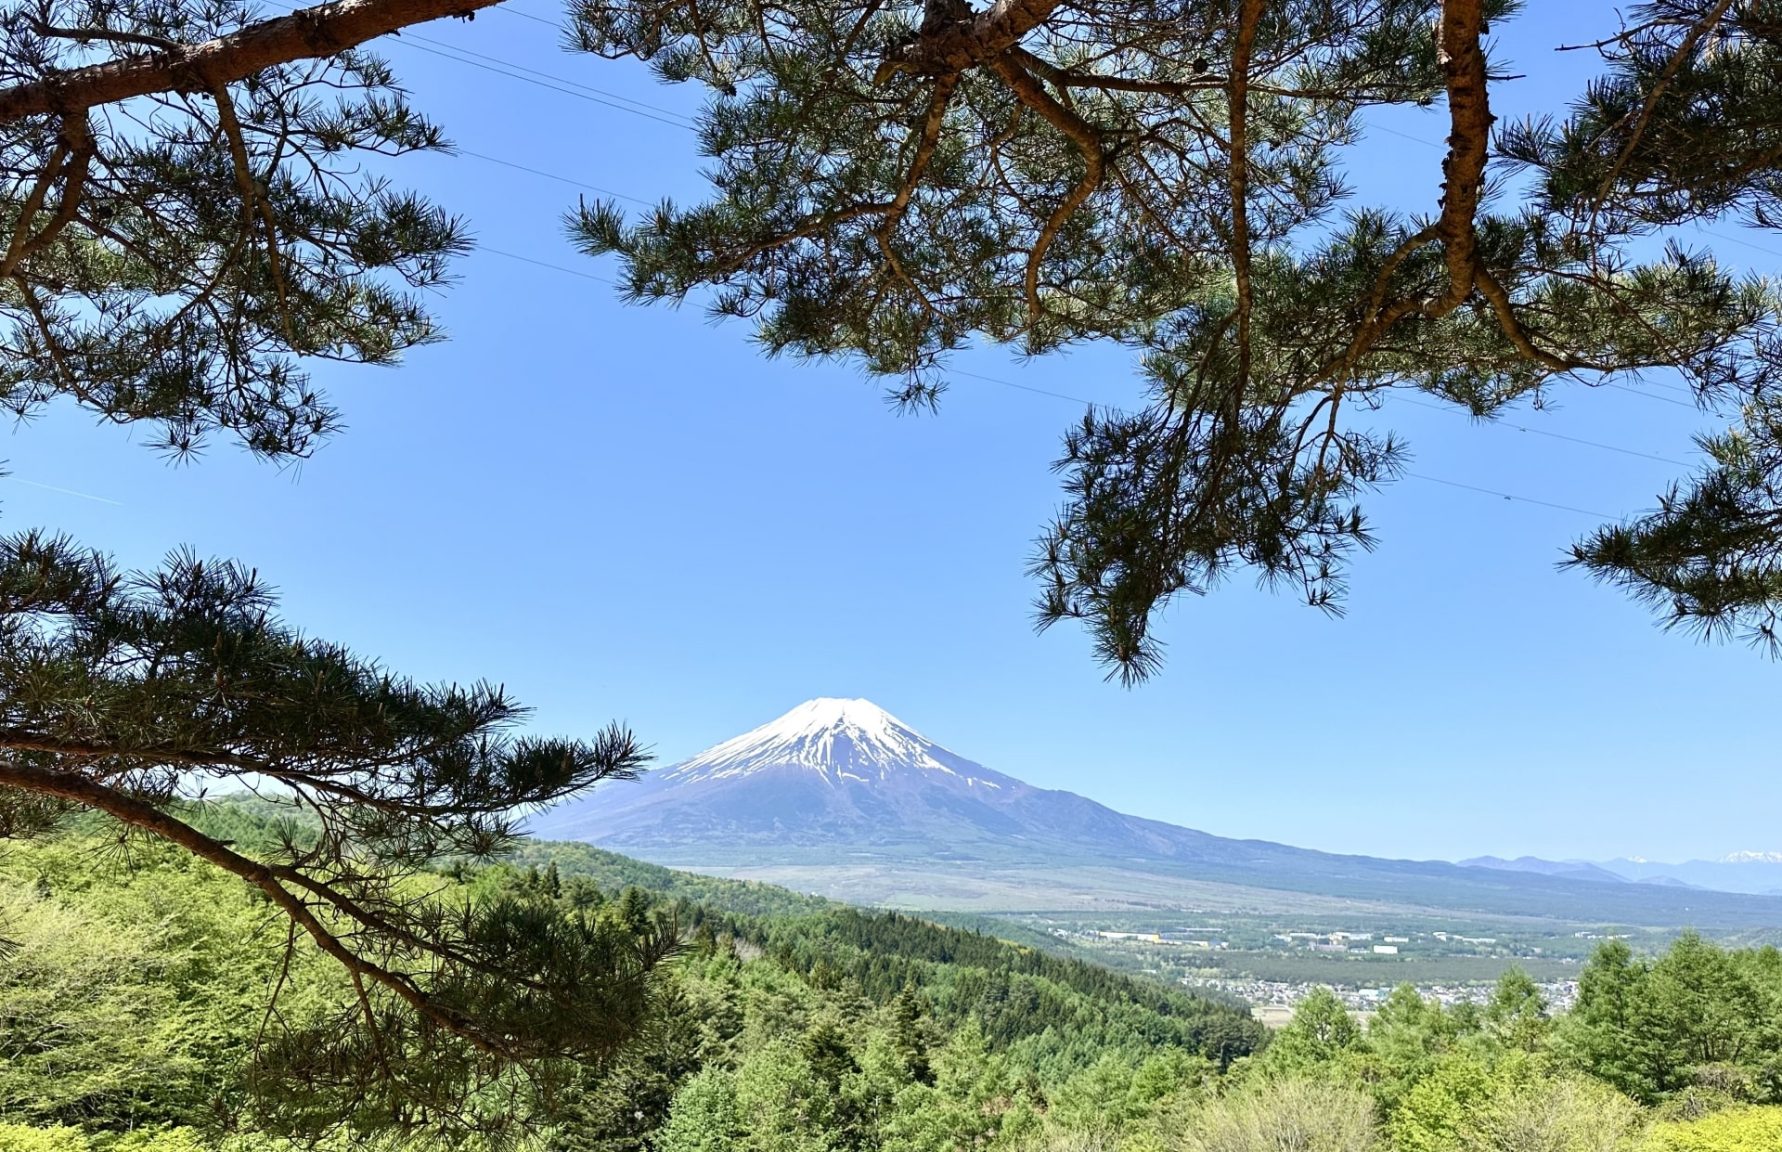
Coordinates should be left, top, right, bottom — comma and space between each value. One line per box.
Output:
0, 530, 675, 1135
9, 1, 1782, 675
567, 0, 1782, 675
0, 0, 692, 1131
1561, 938, 1673, 1102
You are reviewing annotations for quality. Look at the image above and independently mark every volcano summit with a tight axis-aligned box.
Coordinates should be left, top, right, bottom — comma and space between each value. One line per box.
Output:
528, 698, 1782, 929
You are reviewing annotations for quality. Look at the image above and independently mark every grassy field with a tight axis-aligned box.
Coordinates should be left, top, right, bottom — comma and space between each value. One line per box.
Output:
1185, 950, 1583, 985
696, 862, 1531, 922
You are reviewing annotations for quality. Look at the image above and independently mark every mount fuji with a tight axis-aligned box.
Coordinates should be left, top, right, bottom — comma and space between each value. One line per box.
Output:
529, 698, 1193, 858
529, 698, 1782, 928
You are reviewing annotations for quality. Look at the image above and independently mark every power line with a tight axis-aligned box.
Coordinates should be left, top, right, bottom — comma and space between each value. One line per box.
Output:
1400, 471, 1618, 519
392, 39, 696, 128
480, 244, 617, 284
945, 369, 1630, 520
456, 148, 656, 205
398, 30, 698, 126
491, 3, 564, 28
1390, 392, 1695, 466
1599, 381, 1702, 410
259, 0, 701, 130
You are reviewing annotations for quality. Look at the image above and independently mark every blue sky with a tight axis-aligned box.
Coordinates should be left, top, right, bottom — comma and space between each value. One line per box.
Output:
4, 2, 1776, 864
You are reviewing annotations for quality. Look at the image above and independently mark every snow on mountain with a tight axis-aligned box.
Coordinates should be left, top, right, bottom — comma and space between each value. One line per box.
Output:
526, 698, 1782, 927
1722, 851, 1782, 865
661, 697, 1004, 788
525, 697, 1064, 850
1597, 854, 1782, 894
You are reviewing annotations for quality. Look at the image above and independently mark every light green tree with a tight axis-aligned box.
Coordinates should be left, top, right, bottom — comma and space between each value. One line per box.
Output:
1170, 1079, 1375, 1152
653, 1067, 742, 1152
1255, 989, 1364, 1077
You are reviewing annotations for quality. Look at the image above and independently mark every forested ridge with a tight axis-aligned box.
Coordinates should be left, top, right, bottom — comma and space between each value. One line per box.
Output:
5, 803, 1782, 1151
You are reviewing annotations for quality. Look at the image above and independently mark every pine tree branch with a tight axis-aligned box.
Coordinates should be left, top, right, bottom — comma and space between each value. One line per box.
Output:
0, 757, 502, 1056
211, 82, 296, 343
0, 116, 92, 278
1227, 0, 1263, 394
1592, 0, 1736, 216
28, 19, 184, 52
989, 52, 1102, 328
1428, 0, 1491, 317
0, 0, 506, 124
879, 0, 1062, 79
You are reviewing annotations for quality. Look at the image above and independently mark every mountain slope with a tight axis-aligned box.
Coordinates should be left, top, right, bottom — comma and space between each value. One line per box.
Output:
532, 699, 1782, 930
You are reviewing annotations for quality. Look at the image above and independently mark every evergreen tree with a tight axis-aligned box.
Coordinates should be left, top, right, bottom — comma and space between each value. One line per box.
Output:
9, 1, 1782, 672
0, 531, 674, 1133
0, 1, 674, 1130
1484, 968, 1552, 1054
568, 0, 1782, 674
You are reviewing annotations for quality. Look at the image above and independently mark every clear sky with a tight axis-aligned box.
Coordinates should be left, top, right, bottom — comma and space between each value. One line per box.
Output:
5, 2, 1776, 864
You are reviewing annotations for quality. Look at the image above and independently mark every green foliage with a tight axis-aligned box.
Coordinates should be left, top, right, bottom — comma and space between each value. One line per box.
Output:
0, 1124, 94, 1152
562, 0, 1782, 672
13, 806, 1782, 1152
1172, 1079, 1377, 1152
1, 807, 1262, 1150
0, 533, 667, 1135
1392, 1060, 1644, 1152
1558, 935, 1782, 1104
0, 820, 676, 1145
1252, 987, 1363, 1075
1646, 1106, 1782, 1152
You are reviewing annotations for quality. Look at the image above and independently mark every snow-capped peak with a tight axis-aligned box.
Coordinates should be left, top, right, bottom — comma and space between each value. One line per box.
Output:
663, 697, 1003, 787
1722, 850, 1782, 865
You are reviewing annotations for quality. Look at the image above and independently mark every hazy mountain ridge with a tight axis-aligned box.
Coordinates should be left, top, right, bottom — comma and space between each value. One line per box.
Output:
1456, 856, 1631, 885
531, 699, 1782, 928
1462, 852, 1782, 896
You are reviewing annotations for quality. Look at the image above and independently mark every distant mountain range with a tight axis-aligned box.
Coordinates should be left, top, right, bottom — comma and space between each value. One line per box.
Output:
1461, 853, 1782, 897
531, 698, 1782, 929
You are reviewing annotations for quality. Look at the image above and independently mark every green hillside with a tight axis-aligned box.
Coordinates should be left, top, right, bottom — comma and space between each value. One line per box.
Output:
0, 804, 1264, 1148
8, 803, 1782, 1152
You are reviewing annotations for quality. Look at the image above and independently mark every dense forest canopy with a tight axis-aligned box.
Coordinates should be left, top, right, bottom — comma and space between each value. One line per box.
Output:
0, 534, 667, 1128
7, 0, 1782, 675
5, 806, 1782, 1151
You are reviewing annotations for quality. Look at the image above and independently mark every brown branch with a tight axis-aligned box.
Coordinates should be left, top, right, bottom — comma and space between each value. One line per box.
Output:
880, 0, 1062, 79
0, 726, 581, 821
0, 0, 506, 124
29, 20, 183, 51
10, 277, 81, 393
882, 73, 960, 226
871, 74, 960, 319
0, 145, 67, 277
1472, 265, 1605, 374
211, 83, 294, 342
990, 54, 1104, 327
1299, 0, 1504, 390
0, 727, 268, 772
0, 117, 94, 278
1227, 0, 1264, 393
1592, 0, 1736, 214
1427, 0, 1492, 318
